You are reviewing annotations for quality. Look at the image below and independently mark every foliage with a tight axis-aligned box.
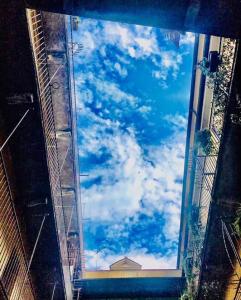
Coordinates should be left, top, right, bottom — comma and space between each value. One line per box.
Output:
180, 266, 197, 300
197, 39, 236, 135
197, 39, 234, 98
188, 219, 204, 270
181, 278, 224, 299
180, 289, 195, 300
230, 94, 241, 126
195, 129, 216, 155
233, 204, 241, 237
197, 57, 228, 117
197, 57, 213, 78
183, 256, 195, 284
180, 263, 196, 300
200, 280, 225, 299
230, 113, 241, 126
180, 206, 205, 300
197, 55, 229, 96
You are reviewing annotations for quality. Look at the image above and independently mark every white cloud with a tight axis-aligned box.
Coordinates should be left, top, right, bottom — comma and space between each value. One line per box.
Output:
79, 109, 186, 247
73, 18, 187, 83
134, 37, 154, 54
70, 19, 192, 270
76, 73, 137, 106
180, 32, 195, 45
152, 70, 167, 80
76, 92, 187, 257
77, 104, 186, 271
102, 22, 160, 59
114, 62, 128, 78
138, 105, 151, 114
80, 110, 185, 269
161, 51, 183, 79
128, 47, 136, 58
163, 113, 188, 130
81, 127, 145, 220
85, 249, 177, 270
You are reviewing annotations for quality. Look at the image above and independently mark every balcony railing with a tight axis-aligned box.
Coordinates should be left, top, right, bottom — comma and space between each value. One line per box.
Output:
0, 152, 35, 300
27, 9, 81, 297
194, 37, 235, 235
194, 154, 217, 227
221, 220, 241, 300
190, 38, 236, 233
185, 38, 237, 296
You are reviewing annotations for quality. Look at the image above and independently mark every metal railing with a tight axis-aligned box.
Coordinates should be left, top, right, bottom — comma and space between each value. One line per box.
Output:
186, 38, 237, 296
194, 155, 217, 227
27, 9, 81, 297
189, 39, 234, 239
191, 38, 236, 237
0, 152, 35, 300
221, 221, 241, 300
234, 280, 241, 300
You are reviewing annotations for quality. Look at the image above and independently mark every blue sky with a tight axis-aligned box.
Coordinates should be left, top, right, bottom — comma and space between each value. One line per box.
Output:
69, 18, 195, 270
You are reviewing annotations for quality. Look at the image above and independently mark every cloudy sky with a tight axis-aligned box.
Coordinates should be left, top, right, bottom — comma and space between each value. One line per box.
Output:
68, 17, 195, 270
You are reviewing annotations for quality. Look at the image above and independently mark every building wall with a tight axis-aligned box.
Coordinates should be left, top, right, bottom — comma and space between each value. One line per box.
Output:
83, 269, 182, 279
74, 277, 185, 299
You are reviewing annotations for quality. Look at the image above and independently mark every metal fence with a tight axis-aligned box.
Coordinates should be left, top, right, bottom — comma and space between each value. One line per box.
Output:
0, 152, 35, 300
194, 155, 217, 227
235, 280, 241, 300
221, 221, 241, 300
27, 9, 81, 297
187, 38, 237, 296
192, 38, 236, 240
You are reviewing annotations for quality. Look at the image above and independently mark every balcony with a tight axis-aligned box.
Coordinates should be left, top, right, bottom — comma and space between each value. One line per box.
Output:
26, 9, 82, 298
182, 36, 238, 299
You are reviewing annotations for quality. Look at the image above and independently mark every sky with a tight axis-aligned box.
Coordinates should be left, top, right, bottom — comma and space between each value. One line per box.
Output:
69, 17, 195, 270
